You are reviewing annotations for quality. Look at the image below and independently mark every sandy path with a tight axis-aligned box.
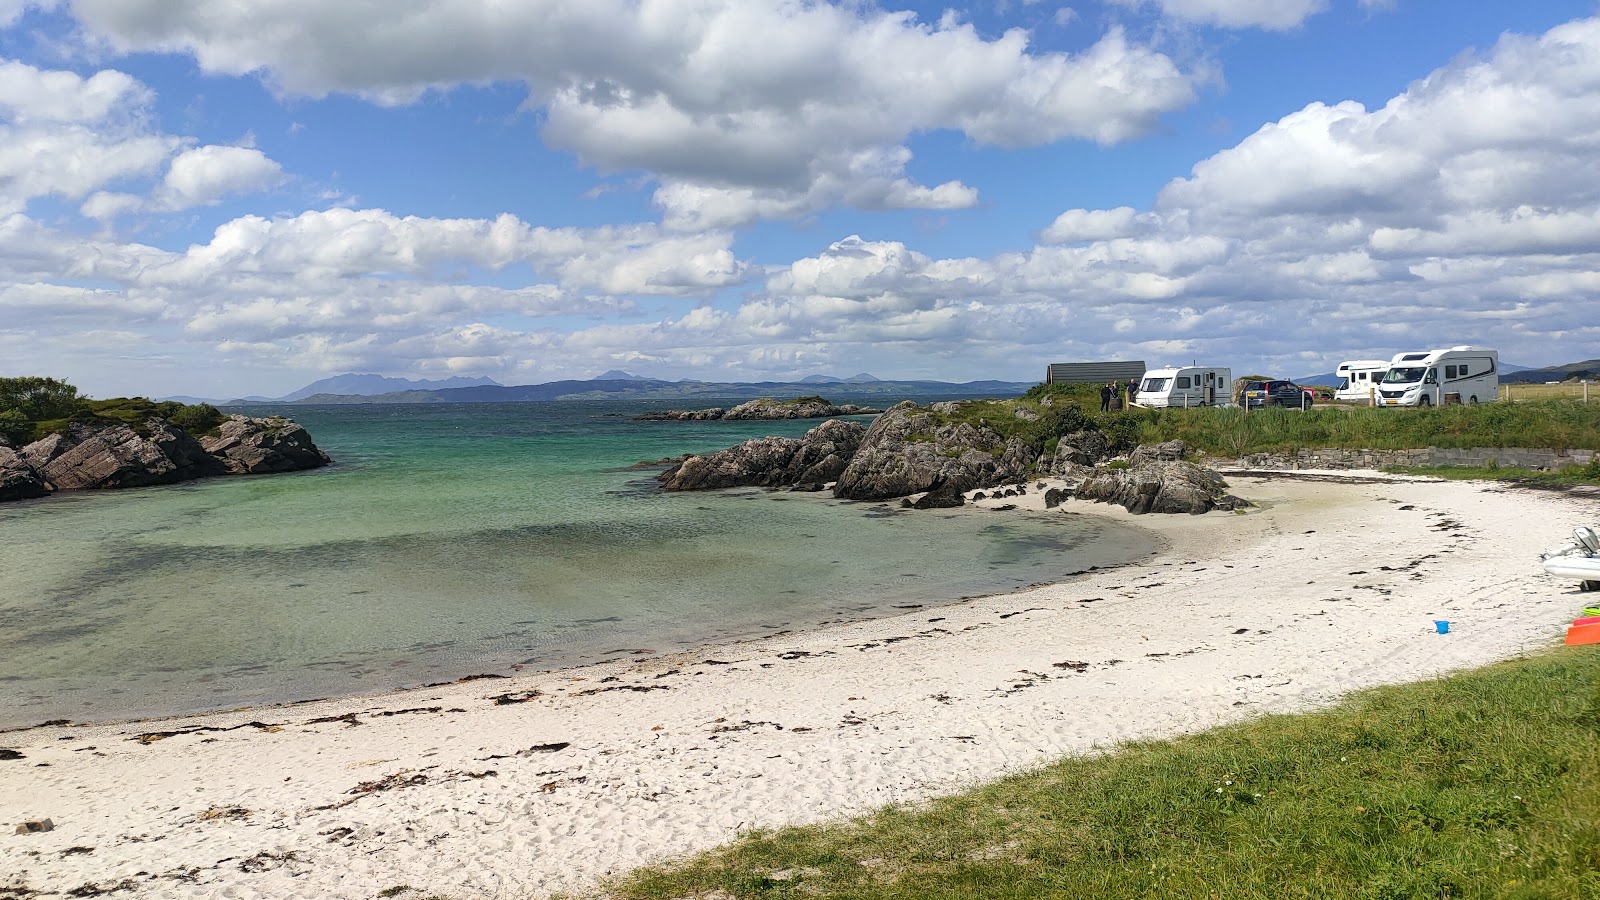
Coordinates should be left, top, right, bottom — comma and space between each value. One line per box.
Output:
2, 473, 1595, 899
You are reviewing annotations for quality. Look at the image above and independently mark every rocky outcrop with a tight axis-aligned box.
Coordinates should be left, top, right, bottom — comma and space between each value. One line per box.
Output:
636, 398, 882, 421
0, 443, 48, 501
19, 421, 215, 491
832, 401, 1036, 501
2, 414, 330, 502
1038, 429, 1112, 475
201, 416, 333, 474
658, 419, 866, 491
634, 407, 727, 421
1073, 441, 1249, 515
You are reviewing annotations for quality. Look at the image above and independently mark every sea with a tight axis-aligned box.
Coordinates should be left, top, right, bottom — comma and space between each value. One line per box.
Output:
0, 399, 1156, 729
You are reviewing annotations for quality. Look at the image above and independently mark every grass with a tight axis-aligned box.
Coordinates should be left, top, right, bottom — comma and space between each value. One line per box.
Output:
1134, 400, 1600, 457
596, 648, 1600, 900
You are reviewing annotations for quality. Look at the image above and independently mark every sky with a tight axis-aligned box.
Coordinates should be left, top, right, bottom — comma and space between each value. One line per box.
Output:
2, 0, 1599, 400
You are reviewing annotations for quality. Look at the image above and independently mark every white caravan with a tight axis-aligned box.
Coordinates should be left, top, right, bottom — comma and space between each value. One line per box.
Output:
1135, 366, 1232, 408
1334, 359, 1390, 404
1377, 346, 1499, 407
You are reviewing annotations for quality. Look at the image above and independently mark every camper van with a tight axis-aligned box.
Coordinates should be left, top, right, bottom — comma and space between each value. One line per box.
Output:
1377, 346, 1499, 407
1135, 366, 1232, 408
1334, 359, 1390, 404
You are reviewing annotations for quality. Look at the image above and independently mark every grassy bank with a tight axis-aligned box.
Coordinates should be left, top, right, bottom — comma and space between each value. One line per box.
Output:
1135, 400, 1600, 457
597, 648, 1600, 899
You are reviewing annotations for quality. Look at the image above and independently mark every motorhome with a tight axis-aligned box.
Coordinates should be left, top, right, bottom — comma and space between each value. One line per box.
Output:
1334, 359, 1390, 404
1377, 346, 1499, 407
1135, 366, 1232, 408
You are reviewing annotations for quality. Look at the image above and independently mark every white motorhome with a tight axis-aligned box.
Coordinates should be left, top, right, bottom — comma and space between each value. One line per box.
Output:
1334, 359, 1390, 404
1135, 366, 1232, 408
1377, 346, 1499, 407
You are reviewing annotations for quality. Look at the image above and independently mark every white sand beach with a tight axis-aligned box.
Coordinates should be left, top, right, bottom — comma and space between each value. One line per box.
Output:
2, 472, 1595, 899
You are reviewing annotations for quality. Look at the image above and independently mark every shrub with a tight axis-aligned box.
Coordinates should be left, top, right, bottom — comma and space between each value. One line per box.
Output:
168, 403, 225, 435
0, 376, 79, 421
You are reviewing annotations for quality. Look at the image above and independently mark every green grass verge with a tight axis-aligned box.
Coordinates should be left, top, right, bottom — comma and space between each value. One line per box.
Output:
597, 648, 1600, 900
1135, 400, 1600, 456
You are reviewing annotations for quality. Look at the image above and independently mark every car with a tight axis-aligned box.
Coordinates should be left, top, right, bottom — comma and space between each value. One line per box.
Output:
1240, 379, 1315, 410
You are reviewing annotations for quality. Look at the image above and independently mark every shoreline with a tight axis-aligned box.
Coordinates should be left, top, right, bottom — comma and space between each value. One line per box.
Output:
3, 471, 1593, 899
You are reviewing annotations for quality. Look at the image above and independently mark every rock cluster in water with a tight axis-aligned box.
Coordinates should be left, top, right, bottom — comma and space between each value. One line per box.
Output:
657, 419, 866, 491
635, 397, 882, 421
0, 415, 330, 502
655, 399, 1248, 515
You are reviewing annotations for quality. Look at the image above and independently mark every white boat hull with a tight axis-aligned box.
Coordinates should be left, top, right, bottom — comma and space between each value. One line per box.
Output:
1542, 556, 1600, 583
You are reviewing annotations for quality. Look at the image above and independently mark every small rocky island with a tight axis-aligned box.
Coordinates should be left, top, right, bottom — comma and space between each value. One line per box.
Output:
0, 377, 330, 503
634, 396, 883, 421
657, 398, 1248, 515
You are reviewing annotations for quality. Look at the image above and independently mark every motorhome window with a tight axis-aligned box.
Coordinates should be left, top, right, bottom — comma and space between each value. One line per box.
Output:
1445, 365, 1458, 379
1176, 376, 1191, 388
1141, 377, 1170, 392
1384, 367, 1427, 384
1338, 379, 1351, 390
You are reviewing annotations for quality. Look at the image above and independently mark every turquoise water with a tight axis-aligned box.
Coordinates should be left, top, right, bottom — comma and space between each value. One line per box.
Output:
0, 401, 1154, 728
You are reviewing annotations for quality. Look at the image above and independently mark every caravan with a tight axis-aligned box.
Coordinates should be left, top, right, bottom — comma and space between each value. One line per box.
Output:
1377, 346, 1499, 407
1135, 366, 1232, 408
1334, 359, 1390, 404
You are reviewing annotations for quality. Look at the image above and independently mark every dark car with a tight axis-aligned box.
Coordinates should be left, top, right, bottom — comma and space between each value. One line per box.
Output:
1241, 379, 1315, 410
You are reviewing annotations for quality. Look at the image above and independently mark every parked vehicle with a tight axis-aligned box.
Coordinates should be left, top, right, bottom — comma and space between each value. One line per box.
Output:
1135, 366, 1232, 407
1334, 360, 1390, 403
1241, 379, 1315, 410
1377, 346, 1498, 407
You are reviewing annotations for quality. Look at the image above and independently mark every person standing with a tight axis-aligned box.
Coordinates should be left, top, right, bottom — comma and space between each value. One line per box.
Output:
1127, 379, 1137, 407
1100, 382, 1112, 412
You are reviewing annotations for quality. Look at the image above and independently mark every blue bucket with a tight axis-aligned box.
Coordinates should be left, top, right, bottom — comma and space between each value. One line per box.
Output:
1434, 620, 1450, 634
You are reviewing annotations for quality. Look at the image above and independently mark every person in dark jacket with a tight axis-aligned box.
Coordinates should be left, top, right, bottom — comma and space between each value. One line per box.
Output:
1100, 382, 1112, 412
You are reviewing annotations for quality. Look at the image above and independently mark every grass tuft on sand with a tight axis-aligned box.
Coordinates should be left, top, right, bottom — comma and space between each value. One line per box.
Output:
596, 648, 1600, 899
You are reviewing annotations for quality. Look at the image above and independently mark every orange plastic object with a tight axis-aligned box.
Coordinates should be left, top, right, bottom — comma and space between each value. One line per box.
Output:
1567, 622, 1600, 646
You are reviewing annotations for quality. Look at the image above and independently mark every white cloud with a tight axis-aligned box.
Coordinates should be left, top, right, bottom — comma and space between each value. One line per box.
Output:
154, 145, 285, 210
1039, 207, 1158, 243
0, 59, 149, 122
0, 58, 177, 215
64, 0, 1199, 224
0, 59, 291, 219
1108, 0, 1328, 31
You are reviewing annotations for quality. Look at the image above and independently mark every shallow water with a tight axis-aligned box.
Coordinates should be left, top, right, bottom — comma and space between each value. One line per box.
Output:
0, 400, 1154, 727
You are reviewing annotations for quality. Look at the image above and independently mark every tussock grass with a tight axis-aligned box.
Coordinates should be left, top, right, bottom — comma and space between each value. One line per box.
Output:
597, 649, 1600, 900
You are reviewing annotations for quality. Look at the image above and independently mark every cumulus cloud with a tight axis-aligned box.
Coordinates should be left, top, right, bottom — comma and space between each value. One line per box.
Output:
64, 0, 1199, 223
0, 59, 177, 215
0, 59, 291, 219
11, 14, 1600, 391
153, 145, 285, 210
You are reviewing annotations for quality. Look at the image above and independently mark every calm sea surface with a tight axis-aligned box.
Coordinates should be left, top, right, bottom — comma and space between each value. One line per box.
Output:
0, 399, 1155, 728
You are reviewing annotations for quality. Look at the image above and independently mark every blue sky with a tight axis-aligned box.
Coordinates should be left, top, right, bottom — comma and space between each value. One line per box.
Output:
2, 0, 1598, 399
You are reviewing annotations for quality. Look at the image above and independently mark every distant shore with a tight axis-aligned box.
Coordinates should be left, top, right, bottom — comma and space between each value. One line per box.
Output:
1, 472, 1584, 899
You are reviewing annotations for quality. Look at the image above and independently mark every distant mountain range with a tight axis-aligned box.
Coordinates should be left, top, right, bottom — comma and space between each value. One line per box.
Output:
278, 373, 501, 400
1500, 359, 1600, 384
229, 371, 1030, 405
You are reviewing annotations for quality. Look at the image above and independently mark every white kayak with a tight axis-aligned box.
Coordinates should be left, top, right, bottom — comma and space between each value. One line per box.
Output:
1542, 526, 1600, 590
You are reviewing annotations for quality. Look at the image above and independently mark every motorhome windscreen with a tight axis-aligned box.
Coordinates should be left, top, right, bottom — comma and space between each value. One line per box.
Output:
1383, 367, 1428, 384
1141, 377, 1170, 392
